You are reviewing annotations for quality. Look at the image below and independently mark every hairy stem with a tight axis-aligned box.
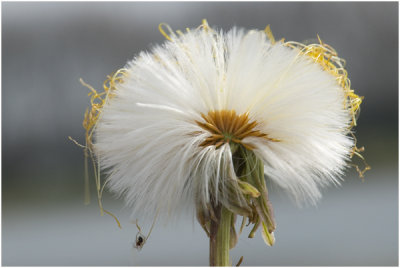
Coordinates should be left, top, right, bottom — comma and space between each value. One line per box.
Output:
210, 205, 232, 266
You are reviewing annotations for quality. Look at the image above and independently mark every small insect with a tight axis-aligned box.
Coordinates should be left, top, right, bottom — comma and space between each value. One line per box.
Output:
133, 212, 158, 251
134, 232, 146, 250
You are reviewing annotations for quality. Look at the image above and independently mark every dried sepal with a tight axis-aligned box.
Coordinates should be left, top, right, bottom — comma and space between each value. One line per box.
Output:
248, 215, 260, 239
239, 216, 247, 235
261, 221, 275, 246
229, 214, 238, 249
196, 206, 211, 237
237, 180, 261, 198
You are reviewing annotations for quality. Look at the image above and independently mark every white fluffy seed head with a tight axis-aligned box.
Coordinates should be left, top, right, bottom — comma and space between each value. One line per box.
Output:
93, 23, 358, 221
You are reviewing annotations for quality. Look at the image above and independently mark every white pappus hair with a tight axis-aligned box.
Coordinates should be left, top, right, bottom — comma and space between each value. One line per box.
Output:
92, 22, 360, 222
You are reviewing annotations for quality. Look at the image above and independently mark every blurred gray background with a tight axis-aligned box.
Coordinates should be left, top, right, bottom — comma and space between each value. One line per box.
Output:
2, 2, 398, 266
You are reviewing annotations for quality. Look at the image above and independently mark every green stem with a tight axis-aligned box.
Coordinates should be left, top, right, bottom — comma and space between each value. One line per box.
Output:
210, 206, 232, 266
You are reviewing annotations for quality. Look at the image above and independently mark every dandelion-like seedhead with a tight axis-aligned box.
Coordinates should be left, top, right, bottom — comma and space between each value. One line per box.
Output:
82, 20, 367, 248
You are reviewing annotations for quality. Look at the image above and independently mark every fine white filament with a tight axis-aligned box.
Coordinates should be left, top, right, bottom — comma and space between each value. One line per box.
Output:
94, 26, 353, 221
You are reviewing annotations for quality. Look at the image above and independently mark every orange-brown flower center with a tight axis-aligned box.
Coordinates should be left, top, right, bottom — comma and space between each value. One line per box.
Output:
195, 110, 279, 150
